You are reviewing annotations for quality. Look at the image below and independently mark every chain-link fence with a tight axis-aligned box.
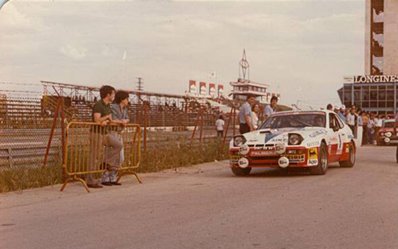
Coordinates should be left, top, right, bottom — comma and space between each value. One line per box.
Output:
0, 95, 237, 192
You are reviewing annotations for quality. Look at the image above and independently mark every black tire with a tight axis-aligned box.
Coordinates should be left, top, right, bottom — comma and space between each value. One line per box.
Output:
396, 146, 398, 163
231, 166, 251, 176
339, 141, 356, 167
311, 143, 328, 175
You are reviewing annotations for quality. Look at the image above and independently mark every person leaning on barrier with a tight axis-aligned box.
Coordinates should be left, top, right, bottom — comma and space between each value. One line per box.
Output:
87, 85, 116, 189
101, 90, 130, 186
239, 94, 256, 134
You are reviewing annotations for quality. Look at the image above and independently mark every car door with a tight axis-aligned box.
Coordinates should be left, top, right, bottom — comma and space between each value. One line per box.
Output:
328, 113, 343, 161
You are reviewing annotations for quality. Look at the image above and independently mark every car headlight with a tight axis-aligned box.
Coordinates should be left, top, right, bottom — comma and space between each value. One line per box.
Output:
288, 134, 303, 145
385, 132, 392, 138
233, 135, 246, 147
239, 144, 250, 155
275, 143, 286, 154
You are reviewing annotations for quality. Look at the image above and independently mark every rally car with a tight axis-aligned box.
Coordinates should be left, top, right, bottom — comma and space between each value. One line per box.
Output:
229, 110, 356, 176
377, 119, 398, 146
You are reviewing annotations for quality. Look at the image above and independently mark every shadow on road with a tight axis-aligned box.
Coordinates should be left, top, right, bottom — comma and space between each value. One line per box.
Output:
214, 163, 342, 178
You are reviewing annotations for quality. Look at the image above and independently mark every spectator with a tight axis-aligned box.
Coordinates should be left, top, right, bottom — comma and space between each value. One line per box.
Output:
239, 94, 256, 134
264, 96, 278, 121
101, 90, 130, 186
87, 85, 116, 188
346, 105, 357, 136
251, 104, 260, 130
367, 113, 376, 145
215, 115, 225, 138
338, 106, 346, 123
326, 104, 333, 111
361, 111, 369, 145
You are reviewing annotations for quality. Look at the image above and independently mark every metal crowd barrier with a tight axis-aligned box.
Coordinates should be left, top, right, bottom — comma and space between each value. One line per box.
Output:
60, 122, 142, 192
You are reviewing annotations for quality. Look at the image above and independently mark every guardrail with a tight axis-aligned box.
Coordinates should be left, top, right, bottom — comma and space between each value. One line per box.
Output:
60, 122, 142, 192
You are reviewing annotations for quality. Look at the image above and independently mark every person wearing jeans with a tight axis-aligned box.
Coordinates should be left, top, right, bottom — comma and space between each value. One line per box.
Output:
87, 85, 116, 188
101, 90, 130, 185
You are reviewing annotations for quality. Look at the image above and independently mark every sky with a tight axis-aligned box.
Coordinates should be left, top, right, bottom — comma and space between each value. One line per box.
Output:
0, 0, 365, 108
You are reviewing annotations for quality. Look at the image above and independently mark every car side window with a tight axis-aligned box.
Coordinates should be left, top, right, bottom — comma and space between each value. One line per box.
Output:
335, 114, 344, 129
329, 113, 340, 131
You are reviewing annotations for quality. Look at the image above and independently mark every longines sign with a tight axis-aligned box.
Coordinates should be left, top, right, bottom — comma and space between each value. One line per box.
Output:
351, 75, 398, 83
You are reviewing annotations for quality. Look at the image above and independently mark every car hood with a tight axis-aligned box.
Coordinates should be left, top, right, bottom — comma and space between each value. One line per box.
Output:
242, 127, 328, 146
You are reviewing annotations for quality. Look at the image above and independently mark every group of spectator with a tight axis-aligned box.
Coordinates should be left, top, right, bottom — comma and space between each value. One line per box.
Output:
327, 103, 392, 146
215, 94, 393, 146
86, 85, 130, 189
215, 95, 279, 137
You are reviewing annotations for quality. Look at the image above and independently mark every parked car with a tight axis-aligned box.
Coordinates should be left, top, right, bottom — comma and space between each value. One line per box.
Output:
229, 110, 356, 176
377, 119, 398, 146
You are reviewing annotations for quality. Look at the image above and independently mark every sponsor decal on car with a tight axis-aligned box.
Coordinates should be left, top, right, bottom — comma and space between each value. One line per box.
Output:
309, 130, 327, 138
307, 141, 319, 147
250, 150, 276, 156
308, 148, 318, 165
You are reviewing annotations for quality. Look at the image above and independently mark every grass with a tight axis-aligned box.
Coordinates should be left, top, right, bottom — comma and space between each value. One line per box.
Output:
0, 140, 229, 193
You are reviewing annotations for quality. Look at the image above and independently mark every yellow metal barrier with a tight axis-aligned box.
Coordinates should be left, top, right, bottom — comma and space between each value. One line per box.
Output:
60, 122, 142, 192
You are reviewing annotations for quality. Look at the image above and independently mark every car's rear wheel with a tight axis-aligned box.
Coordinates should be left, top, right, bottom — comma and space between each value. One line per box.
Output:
339, 141, 355, 167
311, 143, 328, 175
231, 166, 251, 176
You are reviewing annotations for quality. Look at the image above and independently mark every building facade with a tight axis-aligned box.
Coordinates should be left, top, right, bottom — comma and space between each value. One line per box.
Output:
338, 75, 398, 114
365, 0, 398, 75
338, 0, 398, 114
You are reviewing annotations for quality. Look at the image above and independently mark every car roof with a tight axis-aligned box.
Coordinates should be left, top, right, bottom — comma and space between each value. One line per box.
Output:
271, 110, 331, 116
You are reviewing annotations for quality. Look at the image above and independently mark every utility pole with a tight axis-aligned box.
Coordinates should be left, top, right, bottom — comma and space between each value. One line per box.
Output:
137, 77, 143, 92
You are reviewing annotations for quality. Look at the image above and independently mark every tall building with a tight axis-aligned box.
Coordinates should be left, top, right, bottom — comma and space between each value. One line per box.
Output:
338, 0, 398, 114
365, 0, 398, 75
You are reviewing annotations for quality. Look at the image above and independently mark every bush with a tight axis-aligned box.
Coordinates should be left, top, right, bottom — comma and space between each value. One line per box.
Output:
0, 140, 229, 193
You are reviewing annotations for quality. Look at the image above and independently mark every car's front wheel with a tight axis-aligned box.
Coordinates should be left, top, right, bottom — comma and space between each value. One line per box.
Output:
231, 166, 251, 176
311, 143, 328, 175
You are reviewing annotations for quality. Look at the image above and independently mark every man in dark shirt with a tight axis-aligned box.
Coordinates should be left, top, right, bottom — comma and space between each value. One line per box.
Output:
87, 85, 118, 188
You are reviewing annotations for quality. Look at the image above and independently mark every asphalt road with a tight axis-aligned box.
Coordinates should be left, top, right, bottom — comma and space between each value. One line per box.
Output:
1, 146, 398, 249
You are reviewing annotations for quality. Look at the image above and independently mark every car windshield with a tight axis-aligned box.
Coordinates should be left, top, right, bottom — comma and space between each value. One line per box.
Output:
260, 113, 326, 129
384, 121, 398, 128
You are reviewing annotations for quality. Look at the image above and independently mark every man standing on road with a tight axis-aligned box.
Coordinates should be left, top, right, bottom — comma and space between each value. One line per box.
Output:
263, 96, 278, 121
215, 115, 225, 138
239, 94, 256, 134
346, 105, 357, 136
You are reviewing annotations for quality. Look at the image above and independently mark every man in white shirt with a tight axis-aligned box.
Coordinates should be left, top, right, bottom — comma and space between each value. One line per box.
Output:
239, 95, 256, 134
263, 96, 278, 121
215, 115, 225, 138
346, 106, 357, 135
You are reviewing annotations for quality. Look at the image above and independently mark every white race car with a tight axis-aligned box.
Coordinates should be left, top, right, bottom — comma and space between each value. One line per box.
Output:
229, 110, 356, 176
